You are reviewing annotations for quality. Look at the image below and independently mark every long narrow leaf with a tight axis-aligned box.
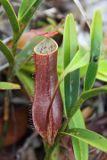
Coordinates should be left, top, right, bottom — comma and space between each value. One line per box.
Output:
81, 60, 107, 82
80, 85, 107, 102
18, 0, 43, 29
18, 0, 39, 18
84, 10, 102, 90
59, 47, 89, 82
63, 14, 79, 114
69, 110, 88, 160
61, 128, 107, 153
0, 82, 20, 90
0, 0, 20, 36
67, 85, 107, 119
63, 14, 87, 160
0, 40, 14, 65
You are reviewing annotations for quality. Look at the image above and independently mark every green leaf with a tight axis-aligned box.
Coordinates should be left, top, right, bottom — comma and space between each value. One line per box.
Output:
18, 0, 36, 18
61, 128, 107, 153
18, 0, 43, 29
52, 48, 89, 118
59, 47, 89, 82
80, 85, 107, 103
0, 0, 20, 36
98, 60, 107, 73
81, 60, 107, 82
50, 144, 60, 160
97, 72, 107, 82
13, 36, 43, 74
63, 14, 79, 115
97, 60, 107, 82
84, 10, 102, 90
20, 60, 35, 73
0, 40, 14, 65
0, 82, 20, 90
69, 110, 88, 160
62, 85, 107, 120
16, 70, 34, 96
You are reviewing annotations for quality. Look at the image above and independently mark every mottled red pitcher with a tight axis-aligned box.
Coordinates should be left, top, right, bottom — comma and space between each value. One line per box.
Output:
32, 38, 63, 145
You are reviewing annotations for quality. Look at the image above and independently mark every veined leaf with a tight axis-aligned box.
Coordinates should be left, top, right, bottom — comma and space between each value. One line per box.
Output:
0, 40, 14, 65
0, 82, 20, 90
84, 10, 102, 90
69, 110, 88, 160
0, 0, 20, 36
63, 14, 79, 115
61, 128, 107, 153
18, 0, 43, 29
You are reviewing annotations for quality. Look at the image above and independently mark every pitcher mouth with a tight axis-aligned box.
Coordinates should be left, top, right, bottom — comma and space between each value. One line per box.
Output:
34, 38, 58, 55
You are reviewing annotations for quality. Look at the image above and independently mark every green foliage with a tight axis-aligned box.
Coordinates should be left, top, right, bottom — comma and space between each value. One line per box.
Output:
0, 82, 20, 90
80, 85, 107, 102
13, 36, 43, 74
84, 10, 102, 90
63, 14, 88, 160
97, 60, 107, 82
18, 0, 43, 29
61, 128, 107, 152
69, 110, 88, 160
63, 14, 79, 115
59, 47, 89, 82
0, 0, 20, 38
0, 40, 14, 65
16, 70, 34, 96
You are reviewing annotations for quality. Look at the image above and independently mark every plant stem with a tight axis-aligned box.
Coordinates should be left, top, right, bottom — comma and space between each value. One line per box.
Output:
44, 140, 59, 160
